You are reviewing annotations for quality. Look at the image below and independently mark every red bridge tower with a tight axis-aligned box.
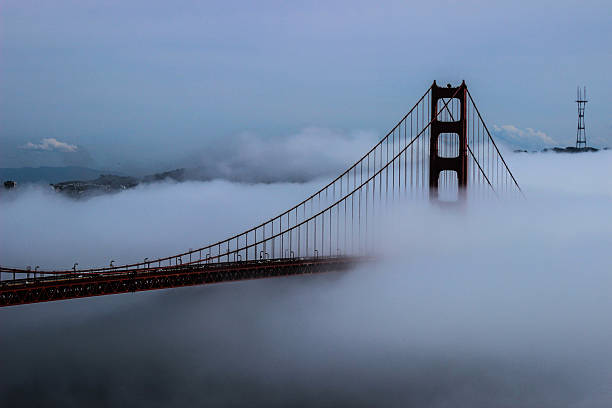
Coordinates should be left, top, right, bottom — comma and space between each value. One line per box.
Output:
429, 80, 468, 201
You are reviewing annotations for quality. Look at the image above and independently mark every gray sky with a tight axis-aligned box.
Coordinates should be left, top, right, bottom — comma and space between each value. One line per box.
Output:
1, 0, 611, 172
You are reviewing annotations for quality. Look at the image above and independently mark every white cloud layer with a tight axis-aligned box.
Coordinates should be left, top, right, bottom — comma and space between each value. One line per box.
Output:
492, 125, 556, 150
19, 138, 78, 153
183, 127, 378, 182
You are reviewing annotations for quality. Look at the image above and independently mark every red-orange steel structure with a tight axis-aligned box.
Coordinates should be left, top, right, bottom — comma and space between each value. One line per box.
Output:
429, 81, 468, 200
0, 257, 362, 307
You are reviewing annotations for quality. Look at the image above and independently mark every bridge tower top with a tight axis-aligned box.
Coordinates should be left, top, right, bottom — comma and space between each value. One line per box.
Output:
429, 80, 468, 201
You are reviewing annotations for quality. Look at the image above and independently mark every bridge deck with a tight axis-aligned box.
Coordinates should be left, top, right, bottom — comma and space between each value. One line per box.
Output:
0, 256, 363, 307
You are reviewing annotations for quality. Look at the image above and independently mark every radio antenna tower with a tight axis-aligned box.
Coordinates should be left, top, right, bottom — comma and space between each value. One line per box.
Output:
576, 86, 588, 149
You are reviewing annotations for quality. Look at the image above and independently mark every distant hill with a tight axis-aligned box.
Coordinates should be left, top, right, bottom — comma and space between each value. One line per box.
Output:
47, 168, 187, 198
141, 168, 189, 183
2, 164, 315, 198
0, 166, 105, 184
52, 174, 139, 197
0, 165, 194, 197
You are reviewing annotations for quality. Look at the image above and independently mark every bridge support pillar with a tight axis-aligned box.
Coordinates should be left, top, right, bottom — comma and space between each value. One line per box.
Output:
429, 81, 468, 201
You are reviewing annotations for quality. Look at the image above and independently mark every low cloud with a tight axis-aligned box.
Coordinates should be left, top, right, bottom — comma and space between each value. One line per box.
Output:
492, 125, 556, 150
19, 138, 78, 153
180, 127, 378, 183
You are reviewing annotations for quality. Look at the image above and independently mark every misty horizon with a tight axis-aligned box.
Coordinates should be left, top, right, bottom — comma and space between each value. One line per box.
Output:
2, 123, 610, 185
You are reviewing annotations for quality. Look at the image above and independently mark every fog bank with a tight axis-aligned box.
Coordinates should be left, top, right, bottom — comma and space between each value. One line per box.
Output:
1, 151, 611, 407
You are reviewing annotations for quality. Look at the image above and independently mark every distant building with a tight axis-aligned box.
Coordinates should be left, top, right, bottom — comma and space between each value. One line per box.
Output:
3, 180, 17, 189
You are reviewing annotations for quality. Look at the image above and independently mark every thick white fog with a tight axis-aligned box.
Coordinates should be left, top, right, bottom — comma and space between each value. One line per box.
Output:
0, 179, 325, 269
1, 151, 611, 407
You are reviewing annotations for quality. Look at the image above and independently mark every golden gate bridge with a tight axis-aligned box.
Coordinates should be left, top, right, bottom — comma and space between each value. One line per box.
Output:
0, 81, 522, 307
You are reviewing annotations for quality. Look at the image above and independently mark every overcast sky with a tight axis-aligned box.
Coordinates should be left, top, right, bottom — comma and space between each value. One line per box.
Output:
1, 0, 610, 172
